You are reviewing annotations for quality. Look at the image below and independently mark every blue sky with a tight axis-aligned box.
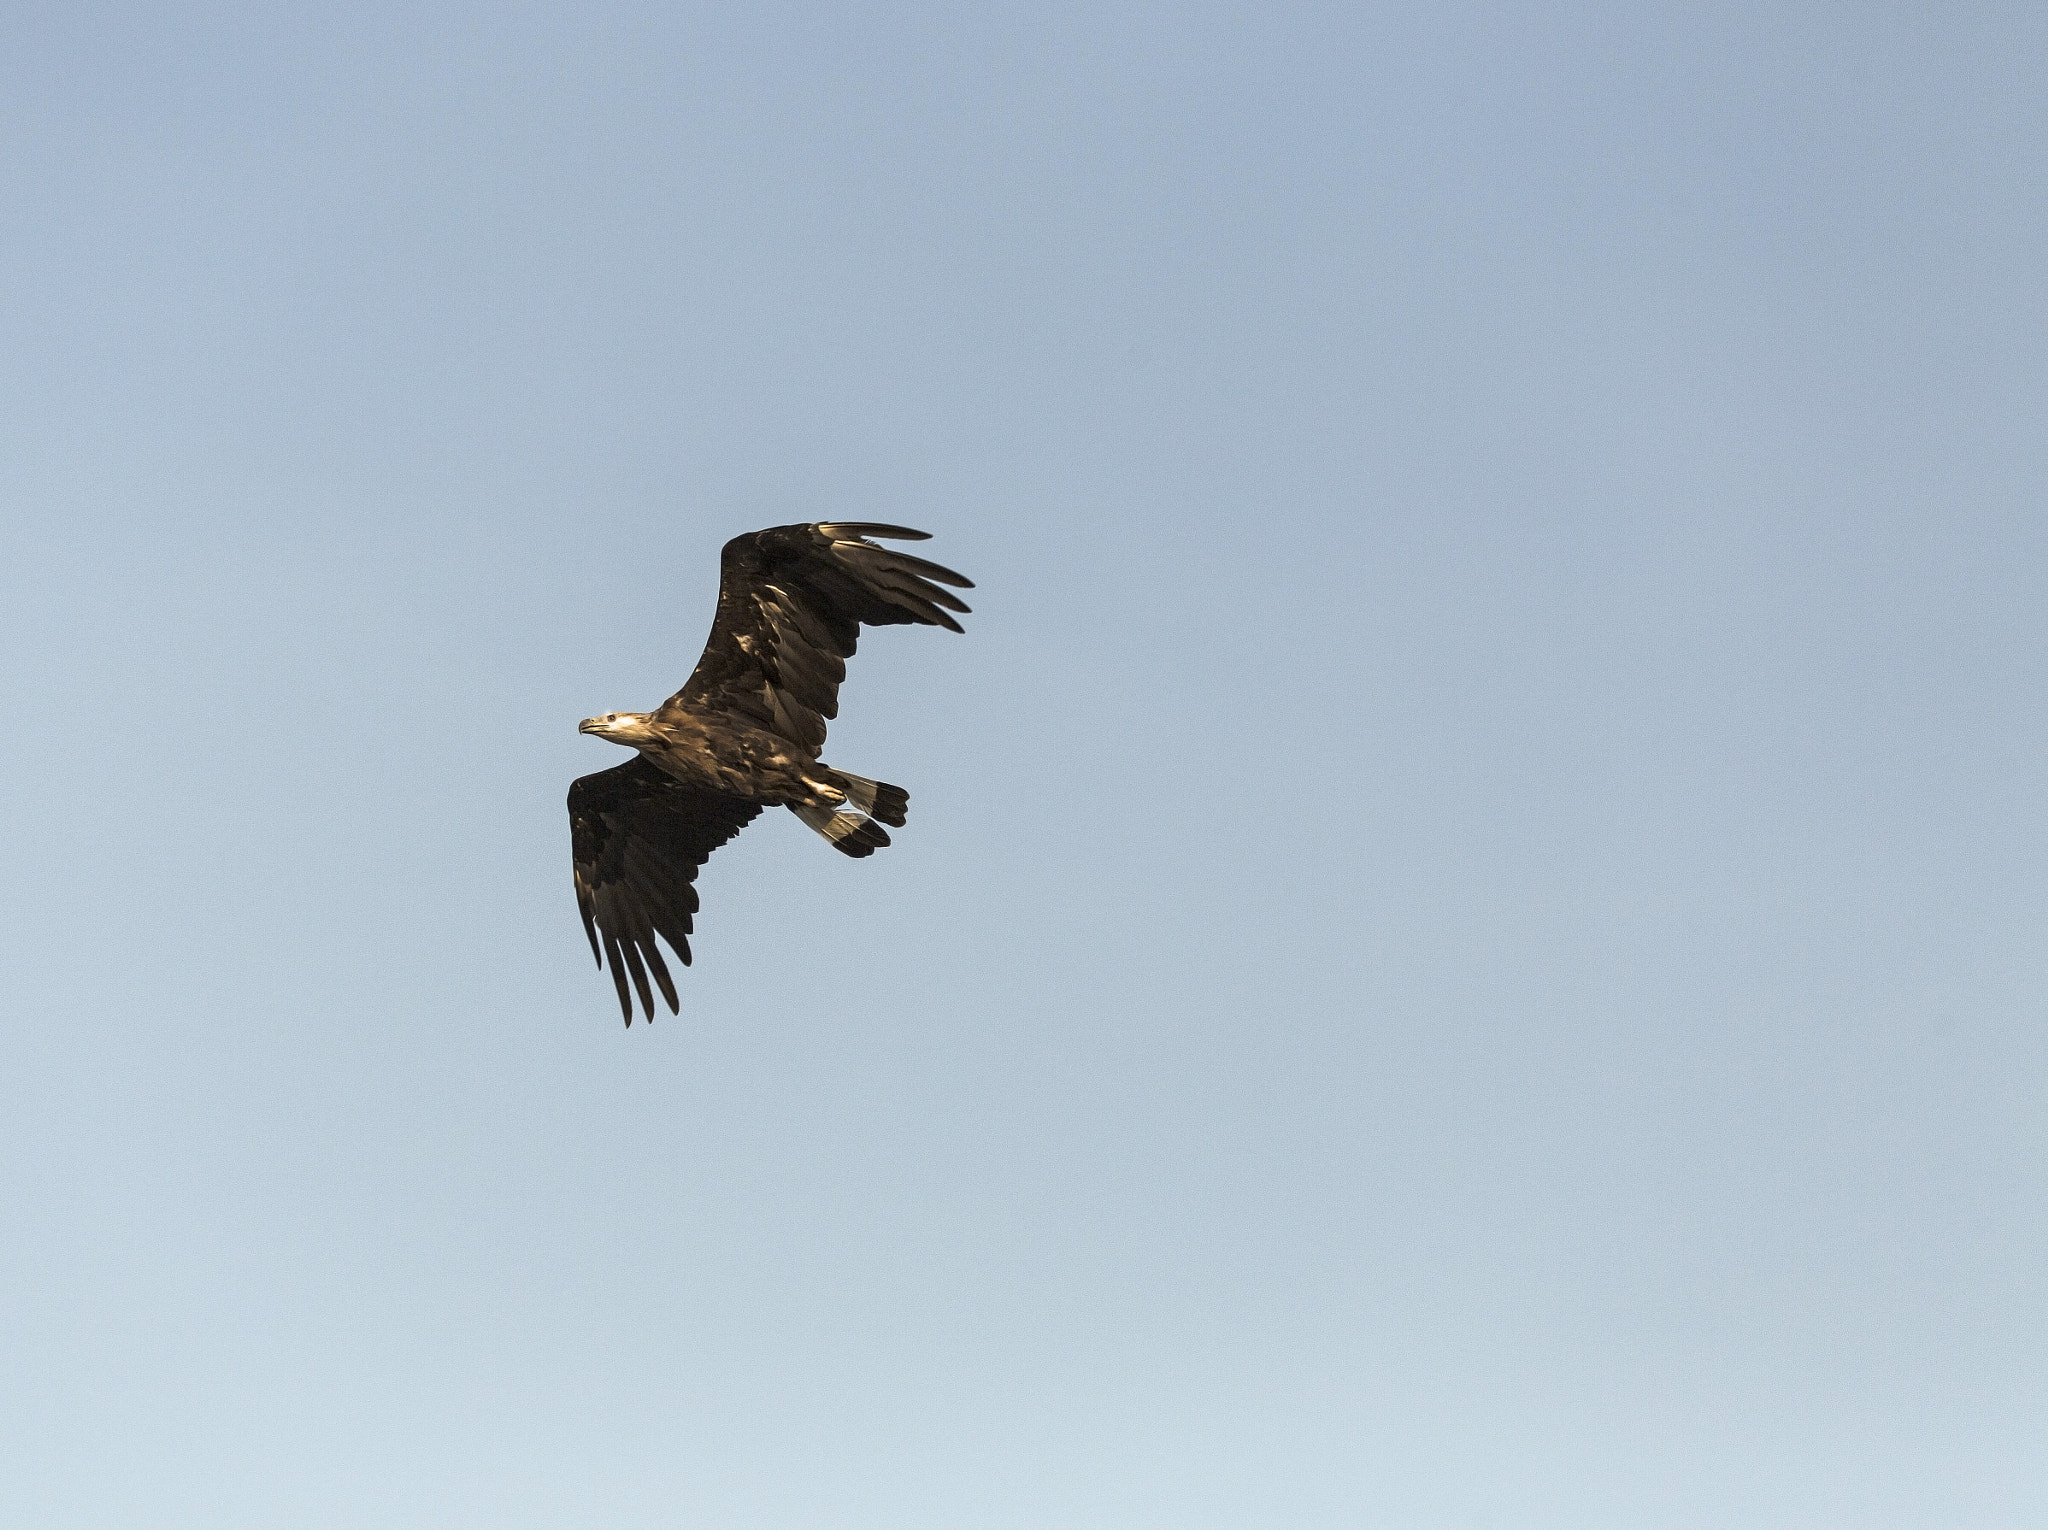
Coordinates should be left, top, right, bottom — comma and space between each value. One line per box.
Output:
3, 4, 2044, 1525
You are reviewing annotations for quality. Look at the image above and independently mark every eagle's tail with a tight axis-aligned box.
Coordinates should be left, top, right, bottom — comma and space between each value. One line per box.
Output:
788, 770, 909, 859
828, 770, 909, 826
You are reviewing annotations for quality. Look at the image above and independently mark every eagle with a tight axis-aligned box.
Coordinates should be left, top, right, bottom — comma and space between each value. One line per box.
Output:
569, 522, 973, 1024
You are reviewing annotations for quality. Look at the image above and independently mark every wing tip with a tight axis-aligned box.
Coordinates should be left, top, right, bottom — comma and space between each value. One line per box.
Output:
816, 521, 932, 542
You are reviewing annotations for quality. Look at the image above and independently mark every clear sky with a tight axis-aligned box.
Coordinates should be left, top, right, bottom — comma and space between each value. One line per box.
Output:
3, 4, 2044, 1525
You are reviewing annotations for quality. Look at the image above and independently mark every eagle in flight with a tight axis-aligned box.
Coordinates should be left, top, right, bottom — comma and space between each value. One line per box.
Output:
570, 523, 972, 1024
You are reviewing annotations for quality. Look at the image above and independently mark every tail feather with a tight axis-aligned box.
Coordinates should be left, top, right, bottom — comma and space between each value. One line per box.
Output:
828, 770, 910, 828
790, 802, 893, 858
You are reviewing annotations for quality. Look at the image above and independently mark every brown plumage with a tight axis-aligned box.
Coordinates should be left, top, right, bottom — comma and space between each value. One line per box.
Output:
568, 522, 972, 1024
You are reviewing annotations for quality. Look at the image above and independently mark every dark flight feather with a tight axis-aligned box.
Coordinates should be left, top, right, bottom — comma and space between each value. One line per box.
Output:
658, 522, 974, 754
568, 755, 763, 1024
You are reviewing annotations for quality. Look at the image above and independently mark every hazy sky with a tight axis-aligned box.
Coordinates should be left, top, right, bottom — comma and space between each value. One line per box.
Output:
3, 4, 2044, 1525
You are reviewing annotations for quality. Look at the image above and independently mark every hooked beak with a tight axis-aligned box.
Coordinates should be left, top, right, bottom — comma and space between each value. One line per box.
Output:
578, 717, 603, 735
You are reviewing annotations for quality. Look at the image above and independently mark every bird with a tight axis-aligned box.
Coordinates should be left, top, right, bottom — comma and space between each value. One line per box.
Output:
569, 522, 973, 1024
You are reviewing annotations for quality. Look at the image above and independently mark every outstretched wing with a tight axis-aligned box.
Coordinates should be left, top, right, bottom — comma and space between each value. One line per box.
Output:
657, 522, 973, 753
568, 756, 764, 1025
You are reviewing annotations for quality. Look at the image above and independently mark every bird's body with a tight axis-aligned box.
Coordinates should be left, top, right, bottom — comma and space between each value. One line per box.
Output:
568, 522, 971, 1024
580, 710, 838, 807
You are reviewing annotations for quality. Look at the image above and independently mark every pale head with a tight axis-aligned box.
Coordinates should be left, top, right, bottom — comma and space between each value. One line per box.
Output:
578, 711, 659, 747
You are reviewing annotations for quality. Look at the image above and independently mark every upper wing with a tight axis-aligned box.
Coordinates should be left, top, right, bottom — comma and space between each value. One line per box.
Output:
657, 522, 973, 753
568, 755, 764, 1025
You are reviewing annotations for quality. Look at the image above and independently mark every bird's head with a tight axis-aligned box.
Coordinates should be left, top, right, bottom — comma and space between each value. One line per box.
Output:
578, 711, 658, 747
